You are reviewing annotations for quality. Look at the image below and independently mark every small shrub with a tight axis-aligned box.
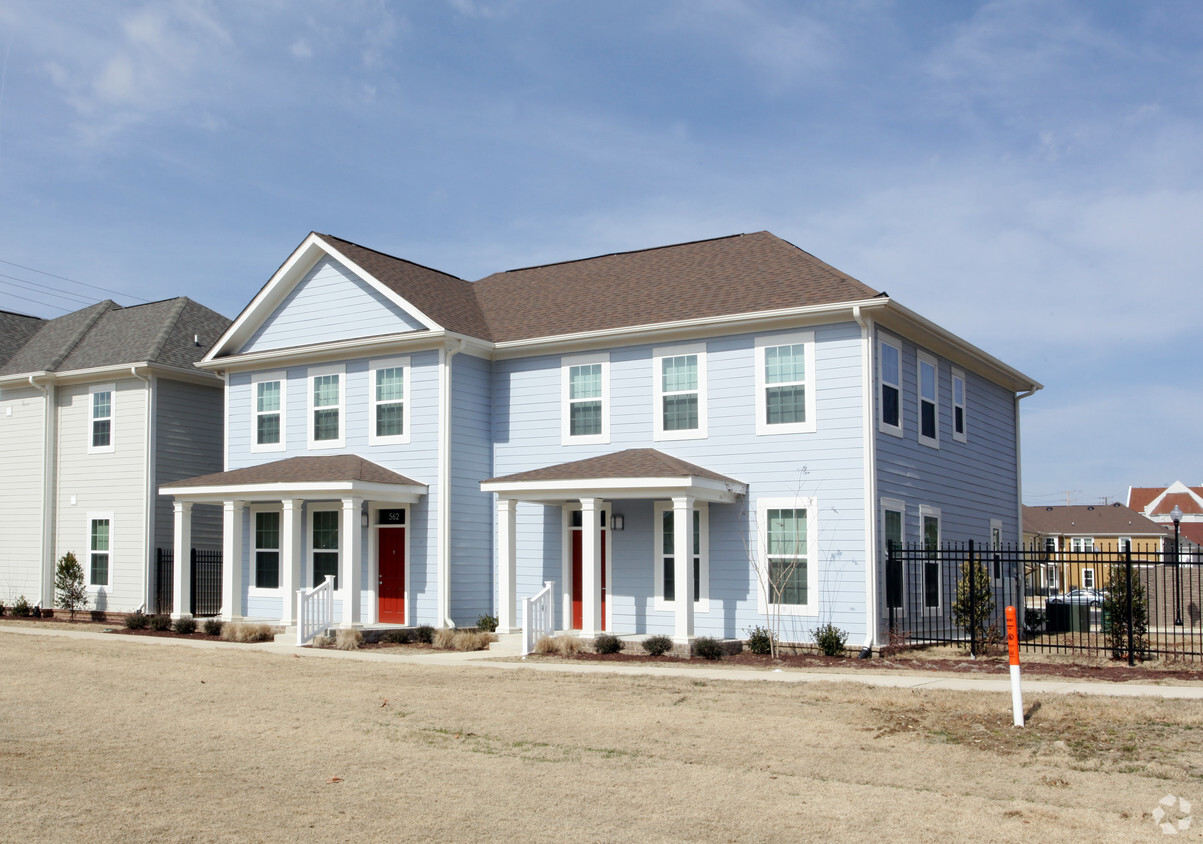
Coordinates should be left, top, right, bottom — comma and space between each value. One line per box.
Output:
533, 634, 558, 655
556, 634, 582, 656
746, 625, 773, 656
593, 633, 623, 654
220, 622, 275, 643
1023, 608, 1046, 636
476, 613, 499, 633
54, 552, 89, 620
203, 619, 223, 637
381, 628, 414, 645
642, 635, 674, 657
433, 627, 457, 649
334, 629, 363, 650
693, 636, 724, 660
449, 630, 495, 651
12, 595, 32, 618
173, 617, 198, 635
148, 613, 173, 631
125, 610, 149, 630
0, 601, 7, 616
414, 625, 435, 644
813, 622, 848, 657
879, 628, 911, 658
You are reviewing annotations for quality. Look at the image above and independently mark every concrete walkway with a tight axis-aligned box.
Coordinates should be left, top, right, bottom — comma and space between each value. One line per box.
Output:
6, 624, 1203, 699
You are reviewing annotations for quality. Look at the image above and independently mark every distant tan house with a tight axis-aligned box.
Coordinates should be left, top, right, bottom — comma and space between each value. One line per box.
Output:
1022, 503, 1168, 592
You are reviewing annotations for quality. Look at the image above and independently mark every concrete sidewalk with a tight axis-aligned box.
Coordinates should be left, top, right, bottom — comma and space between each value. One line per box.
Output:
6, 624, 1203, 699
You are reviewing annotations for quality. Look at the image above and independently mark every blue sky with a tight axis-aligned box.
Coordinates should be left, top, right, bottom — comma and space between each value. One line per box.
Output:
0, 0, 1199, 505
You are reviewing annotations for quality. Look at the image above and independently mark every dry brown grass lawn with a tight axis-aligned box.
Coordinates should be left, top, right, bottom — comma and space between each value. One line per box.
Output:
2, 631, 1200, 842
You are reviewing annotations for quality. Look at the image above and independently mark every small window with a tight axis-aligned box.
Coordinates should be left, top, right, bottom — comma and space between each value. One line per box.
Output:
921, 506, 941, 611
254, 511, 281, 590
88, 384, 115, 453
369, 357, 411, 445
878, 336, 902, 436
308, 365, 345, 448
917, 352, 939, 448
1082, 568, 1095, 590
882, 499, 905, 613
653, 344, 707, 440
654, 502, 709, 610
89, 516, 111, 587
251, 372, 286, 452
311, 509, 339, 588
1044, 537, 1058, 555
952, 368, 967, 442
1070, 537, 1094, 553
755, 332, 816, 436
561, 353, 609, 444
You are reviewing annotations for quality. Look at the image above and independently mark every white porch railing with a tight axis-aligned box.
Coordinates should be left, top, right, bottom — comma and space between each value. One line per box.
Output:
297, 575, 336, 646
522, 580, 555, 656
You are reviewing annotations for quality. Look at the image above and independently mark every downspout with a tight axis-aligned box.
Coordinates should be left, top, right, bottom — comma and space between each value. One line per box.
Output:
438, 338, 465, 627
29, 375, 55, 610
853, 307, 878, 658
131, 366, 154, 612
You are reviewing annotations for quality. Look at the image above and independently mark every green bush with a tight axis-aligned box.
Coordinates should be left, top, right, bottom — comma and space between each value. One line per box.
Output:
54, 552, 89, 620
12, 596, 32, 617
746, 625, 773, 655
414, 625, 435, 644
1105, 566, 1150, 661
148, 614, 172, 631
693, 636, 724, 660
124, 610, 149, 630
642, 635, 674, 656
476, 614, 499, 633
382, 628, 414, 645
813, 622, 848, 657
1023, 608, 1046, 635
203, 619, 224, 637
0, 601, 6, 616
173, 617, 197, 635
594, 633, 622, 654
952, 556, 995, 646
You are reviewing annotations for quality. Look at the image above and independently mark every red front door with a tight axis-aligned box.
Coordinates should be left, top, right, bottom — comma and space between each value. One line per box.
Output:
570, 519, 607, 630
378, 528, 406, 624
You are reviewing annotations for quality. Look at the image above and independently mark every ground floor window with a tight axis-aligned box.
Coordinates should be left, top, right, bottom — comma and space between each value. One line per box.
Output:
767, 508, 808, 606
255, 511, 281, 589
654, 502, 708, 609
921, 507, 941, 610
882, 500, 904, 611
312, 509, 339, 588
89, 516, 111, 587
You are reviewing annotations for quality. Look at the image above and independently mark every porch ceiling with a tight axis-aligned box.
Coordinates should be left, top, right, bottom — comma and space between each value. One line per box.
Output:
481, 448, 746, 504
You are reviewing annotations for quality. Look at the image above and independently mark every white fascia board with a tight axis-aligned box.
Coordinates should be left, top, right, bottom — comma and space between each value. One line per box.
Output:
480, 475, 745, 503
159, 479, 428, 504
0, 363, 219, 388
204, 233, 445, 363
197, 330, 449, 374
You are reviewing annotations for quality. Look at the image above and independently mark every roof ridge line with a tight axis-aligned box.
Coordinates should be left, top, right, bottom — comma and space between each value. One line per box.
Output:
319, 233, 467, 283
45, 300, 115, 371
491, 232, 754, 276
146, 297, 190, 363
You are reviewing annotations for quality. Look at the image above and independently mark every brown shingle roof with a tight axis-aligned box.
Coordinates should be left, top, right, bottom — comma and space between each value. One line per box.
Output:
484, 448, 742, 485
166, 455, 422, 488
1023, 504, 1167, 536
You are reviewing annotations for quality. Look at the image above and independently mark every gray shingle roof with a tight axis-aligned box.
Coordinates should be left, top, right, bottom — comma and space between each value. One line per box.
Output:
0, 310, 46, 367
165, 455, 422, 488
0, 298, 230, 377
484, 448, 742, 485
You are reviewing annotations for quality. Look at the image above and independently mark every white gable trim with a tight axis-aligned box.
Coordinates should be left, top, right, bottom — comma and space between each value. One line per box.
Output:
205, 233, 444, 363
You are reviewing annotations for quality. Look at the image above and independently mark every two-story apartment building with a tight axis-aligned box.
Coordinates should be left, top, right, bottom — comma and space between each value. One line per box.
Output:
162, 231, 1040, 648
0, 299, 230, 614
1023, 503, 1168, 592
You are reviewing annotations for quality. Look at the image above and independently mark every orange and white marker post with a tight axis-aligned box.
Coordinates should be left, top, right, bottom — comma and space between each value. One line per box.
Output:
1006, 606, 1024, 727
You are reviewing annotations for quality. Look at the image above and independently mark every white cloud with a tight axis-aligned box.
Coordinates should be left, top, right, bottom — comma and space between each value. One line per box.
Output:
290, 38, 313, 59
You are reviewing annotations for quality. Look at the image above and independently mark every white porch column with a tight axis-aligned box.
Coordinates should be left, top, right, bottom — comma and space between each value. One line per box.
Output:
340, 497, 362, 628
497, 498, 518, 634
170, 501, 192, 620
280, 499, 301, 625
221, 500, 245, 622
580, 498, 603, 636
672, 495, 695, 644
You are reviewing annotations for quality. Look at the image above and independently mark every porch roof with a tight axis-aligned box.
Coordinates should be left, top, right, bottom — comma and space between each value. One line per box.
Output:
481, 448, 746, 503
159, 455, 427, 504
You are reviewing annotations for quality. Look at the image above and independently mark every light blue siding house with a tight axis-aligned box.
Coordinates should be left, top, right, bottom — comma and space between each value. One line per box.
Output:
161, 231, 1040, 649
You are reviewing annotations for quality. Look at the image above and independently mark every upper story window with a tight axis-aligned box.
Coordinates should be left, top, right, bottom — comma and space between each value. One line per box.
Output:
369, 357, 410, 445
878, 335, 902, 437
308, 364, 345, 449
917, 351, 939, 448
951, 367, 967, 443
653, 344, 707, 440
88, 515, 111, 587
251, 371, 286, 453
88, 384, 115, 454
1070, 537, 1094, 552
755, 331, 815, 436
561, 353, 609, 445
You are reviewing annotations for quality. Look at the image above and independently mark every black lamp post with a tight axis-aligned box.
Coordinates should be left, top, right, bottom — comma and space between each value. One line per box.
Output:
1171, 504, 1183, 626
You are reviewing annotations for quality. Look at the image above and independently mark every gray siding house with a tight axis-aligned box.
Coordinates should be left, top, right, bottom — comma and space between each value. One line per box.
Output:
0, 299, 230, 613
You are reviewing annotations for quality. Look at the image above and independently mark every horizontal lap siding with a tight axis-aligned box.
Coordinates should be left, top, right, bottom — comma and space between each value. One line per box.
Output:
0, 387, 46, 602
450, 353, 493, 625
154, 379, 224, 551
494, 323, 868, 640
240, 257, 426, 354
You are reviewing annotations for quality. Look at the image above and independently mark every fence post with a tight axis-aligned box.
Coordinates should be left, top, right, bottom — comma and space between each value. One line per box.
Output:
887, 540, 897, 636
1125, 548, 1134, 668
968, 539, 977, 658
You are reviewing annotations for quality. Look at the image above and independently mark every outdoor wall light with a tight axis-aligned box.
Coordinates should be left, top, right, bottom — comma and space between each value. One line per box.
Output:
361, 512, 370, 527
611, 514, 624, 531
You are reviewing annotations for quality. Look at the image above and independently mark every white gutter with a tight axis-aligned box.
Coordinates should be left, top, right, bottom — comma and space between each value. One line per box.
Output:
438, 338, 465, 627
29, 375, 56, 609
853, 306, 878, 657
131, 366, 154, 613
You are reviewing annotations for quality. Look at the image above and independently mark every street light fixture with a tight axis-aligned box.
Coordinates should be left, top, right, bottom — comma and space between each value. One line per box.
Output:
1171, 504, 1183, 626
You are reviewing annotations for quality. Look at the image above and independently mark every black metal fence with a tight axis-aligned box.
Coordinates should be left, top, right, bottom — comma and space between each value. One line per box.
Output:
153, 548, 223, 617
884, 541, 1203, 664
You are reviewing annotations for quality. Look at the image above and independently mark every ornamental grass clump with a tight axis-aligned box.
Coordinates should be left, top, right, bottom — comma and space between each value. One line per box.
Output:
220, 622, 275, 643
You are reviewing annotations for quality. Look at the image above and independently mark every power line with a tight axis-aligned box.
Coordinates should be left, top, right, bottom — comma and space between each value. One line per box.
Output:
0, 284, 72, 313
0, 273, 98, 306
0, 257, 152, 304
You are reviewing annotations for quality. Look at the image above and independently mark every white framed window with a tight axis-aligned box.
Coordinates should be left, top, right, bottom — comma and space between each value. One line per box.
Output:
1082, 568, 1096, 590
1070, 537, 1094, 553
1043, 536, 1059, 555
251, 507, 281, 591
755, 331, 816, 436
87, 513, 113, 588
756, 497, 819, 616
309, 504, 340, 589
1046, 563, 1059, 590
951, 367, 967, 442
369, 357, 411, 445
561, 353, 609, 445
917, 351, 939, 448
652, 344, 707, 440
308, 364, 345, 449
882, 498, 905, 615
1118, 536, 1132, 554
920, 505, 941, 613
878, 334, 902, 437
88, 384, 115, 454
251, 371, 286, 453
653, 502, 709, 612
